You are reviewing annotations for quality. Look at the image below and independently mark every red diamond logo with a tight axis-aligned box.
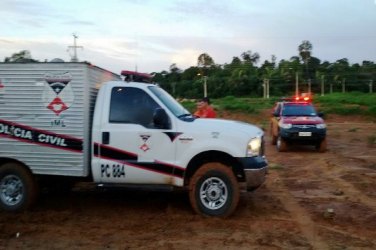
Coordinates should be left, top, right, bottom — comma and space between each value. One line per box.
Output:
47, 97, 68, 116
140, 143, 150, 152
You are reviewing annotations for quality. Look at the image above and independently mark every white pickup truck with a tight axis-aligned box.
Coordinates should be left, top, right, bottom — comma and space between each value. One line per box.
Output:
0, 62, 268, 217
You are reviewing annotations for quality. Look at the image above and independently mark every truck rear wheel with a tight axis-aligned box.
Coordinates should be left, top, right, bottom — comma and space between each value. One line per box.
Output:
189, 163, 239, 217
0, 163, 38, 211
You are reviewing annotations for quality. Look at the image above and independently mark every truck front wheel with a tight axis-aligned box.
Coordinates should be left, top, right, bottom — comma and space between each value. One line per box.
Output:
276, 136, 288, 152
316, 138, 327, 153
0, 163, 38, 211
270, 124, 277, 145
189, 163, 239, 217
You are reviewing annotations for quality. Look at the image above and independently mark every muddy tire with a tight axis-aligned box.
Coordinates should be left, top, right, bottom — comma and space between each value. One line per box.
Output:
189, 163, 239, 217
317, 138, 327, 153
276, 136, 288, 152
0, 163, 38, 211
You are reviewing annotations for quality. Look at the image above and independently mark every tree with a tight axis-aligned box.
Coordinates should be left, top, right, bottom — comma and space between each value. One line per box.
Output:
197, 53, 214, 69
169, 63, 181, 74
231, 57, 241, 65
298, 40, 313, 82
298, 40, 312, 63
241, 50, 260, 65
4, 50, 38, 62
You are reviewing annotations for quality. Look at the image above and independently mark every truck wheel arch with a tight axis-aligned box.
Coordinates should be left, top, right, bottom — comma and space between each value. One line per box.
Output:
183, 150, 243, 187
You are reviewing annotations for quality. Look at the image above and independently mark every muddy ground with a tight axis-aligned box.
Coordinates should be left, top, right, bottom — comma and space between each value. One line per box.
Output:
1, 112, 376, 250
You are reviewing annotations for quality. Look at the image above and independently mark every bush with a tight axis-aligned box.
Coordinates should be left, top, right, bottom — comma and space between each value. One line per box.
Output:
315, 93, 376, 116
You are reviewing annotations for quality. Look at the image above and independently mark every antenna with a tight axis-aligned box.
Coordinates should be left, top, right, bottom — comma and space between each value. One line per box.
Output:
68, 33, 83, 62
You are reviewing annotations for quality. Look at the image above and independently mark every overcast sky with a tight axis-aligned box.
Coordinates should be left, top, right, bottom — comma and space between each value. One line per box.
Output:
1, 0, 375, 74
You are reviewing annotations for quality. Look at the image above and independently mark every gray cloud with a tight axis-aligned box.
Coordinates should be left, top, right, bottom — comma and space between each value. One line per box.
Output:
1, 0, 375, 73
62, 20, 96, 26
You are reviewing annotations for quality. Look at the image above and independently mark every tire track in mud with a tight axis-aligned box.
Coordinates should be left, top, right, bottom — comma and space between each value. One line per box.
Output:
266, 170, 329, 250
265, 120, 376, 248
324, 122, 376, 211
319, 153, 376, 209
288, 152, 376, 246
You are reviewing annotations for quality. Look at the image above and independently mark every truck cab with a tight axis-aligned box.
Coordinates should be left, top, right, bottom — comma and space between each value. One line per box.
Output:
91, 81, 268, 216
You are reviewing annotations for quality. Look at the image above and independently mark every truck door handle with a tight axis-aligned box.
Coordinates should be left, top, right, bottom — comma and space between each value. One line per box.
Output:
102, 132, 110, 144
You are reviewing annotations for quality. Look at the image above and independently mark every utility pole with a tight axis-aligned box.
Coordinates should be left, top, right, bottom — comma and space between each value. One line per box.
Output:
321, 75, 325, 96
203, 76, 207, 97
262, 79, 266, 98
342, 79, 346, 93
370, 80, 374, 94
197, 73, 207, 97
68, 33, 83, 62
308, 79, 311, 94
295, 72, 299, 96
172, 82, 176, 96
262, 79, 270, 98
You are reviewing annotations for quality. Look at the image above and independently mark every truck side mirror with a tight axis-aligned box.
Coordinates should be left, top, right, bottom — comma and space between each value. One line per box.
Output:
273, 112, 280, 117
318, 112, 324, 118
153, 108, 171, 129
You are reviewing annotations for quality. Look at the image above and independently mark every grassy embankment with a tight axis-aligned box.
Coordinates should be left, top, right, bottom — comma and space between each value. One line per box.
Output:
182, 92, 376, 117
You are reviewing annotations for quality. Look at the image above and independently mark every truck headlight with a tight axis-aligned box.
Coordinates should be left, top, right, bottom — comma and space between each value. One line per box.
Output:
247, 137, 262, 157
316, 123, 326, 129
279, 123, 292, 129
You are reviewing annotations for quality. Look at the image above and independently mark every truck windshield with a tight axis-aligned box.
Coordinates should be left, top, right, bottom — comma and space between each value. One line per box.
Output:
282, 104, 317, 116
148, 86, 193, 120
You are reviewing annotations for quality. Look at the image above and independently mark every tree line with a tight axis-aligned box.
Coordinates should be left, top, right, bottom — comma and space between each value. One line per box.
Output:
152, 41, 376, 98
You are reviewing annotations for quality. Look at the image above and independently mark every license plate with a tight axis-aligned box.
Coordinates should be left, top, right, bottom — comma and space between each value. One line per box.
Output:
299, 132, 312, 136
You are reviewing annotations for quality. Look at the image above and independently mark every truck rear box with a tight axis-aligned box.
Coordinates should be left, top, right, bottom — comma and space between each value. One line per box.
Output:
0, 62, 120, 177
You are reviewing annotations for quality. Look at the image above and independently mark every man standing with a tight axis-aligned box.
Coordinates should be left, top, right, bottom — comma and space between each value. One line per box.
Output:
194, 97, 216, 118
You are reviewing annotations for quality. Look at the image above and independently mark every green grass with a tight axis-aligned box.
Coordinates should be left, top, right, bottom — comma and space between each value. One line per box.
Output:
315, 92, 376, 116
181, 96, 275, 114
218, 96, 257, 113
180, 100, 197, 113
181, 92, 376, 117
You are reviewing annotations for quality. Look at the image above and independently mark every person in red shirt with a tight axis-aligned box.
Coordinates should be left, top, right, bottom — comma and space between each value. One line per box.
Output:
193, 97, 216, 118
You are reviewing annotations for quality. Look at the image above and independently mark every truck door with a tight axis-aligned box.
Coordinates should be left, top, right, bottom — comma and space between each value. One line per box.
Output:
96, 86, 178, 184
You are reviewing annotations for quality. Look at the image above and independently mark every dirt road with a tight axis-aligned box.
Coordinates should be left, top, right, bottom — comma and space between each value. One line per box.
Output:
1, 114, 375, 249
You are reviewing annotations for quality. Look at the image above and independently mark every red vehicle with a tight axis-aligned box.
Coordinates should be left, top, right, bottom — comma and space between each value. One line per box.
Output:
270, 95, 327, 152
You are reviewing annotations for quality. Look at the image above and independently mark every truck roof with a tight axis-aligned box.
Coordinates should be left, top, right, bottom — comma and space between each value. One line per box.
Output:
101, 80, 156, 89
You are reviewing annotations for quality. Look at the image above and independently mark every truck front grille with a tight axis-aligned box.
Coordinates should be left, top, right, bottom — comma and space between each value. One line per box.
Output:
292, 124, 316, 129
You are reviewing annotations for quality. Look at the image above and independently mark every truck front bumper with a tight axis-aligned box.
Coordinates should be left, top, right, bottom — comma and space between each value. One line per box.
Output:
280, 127, 326, 143
237, 156, 268, 191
